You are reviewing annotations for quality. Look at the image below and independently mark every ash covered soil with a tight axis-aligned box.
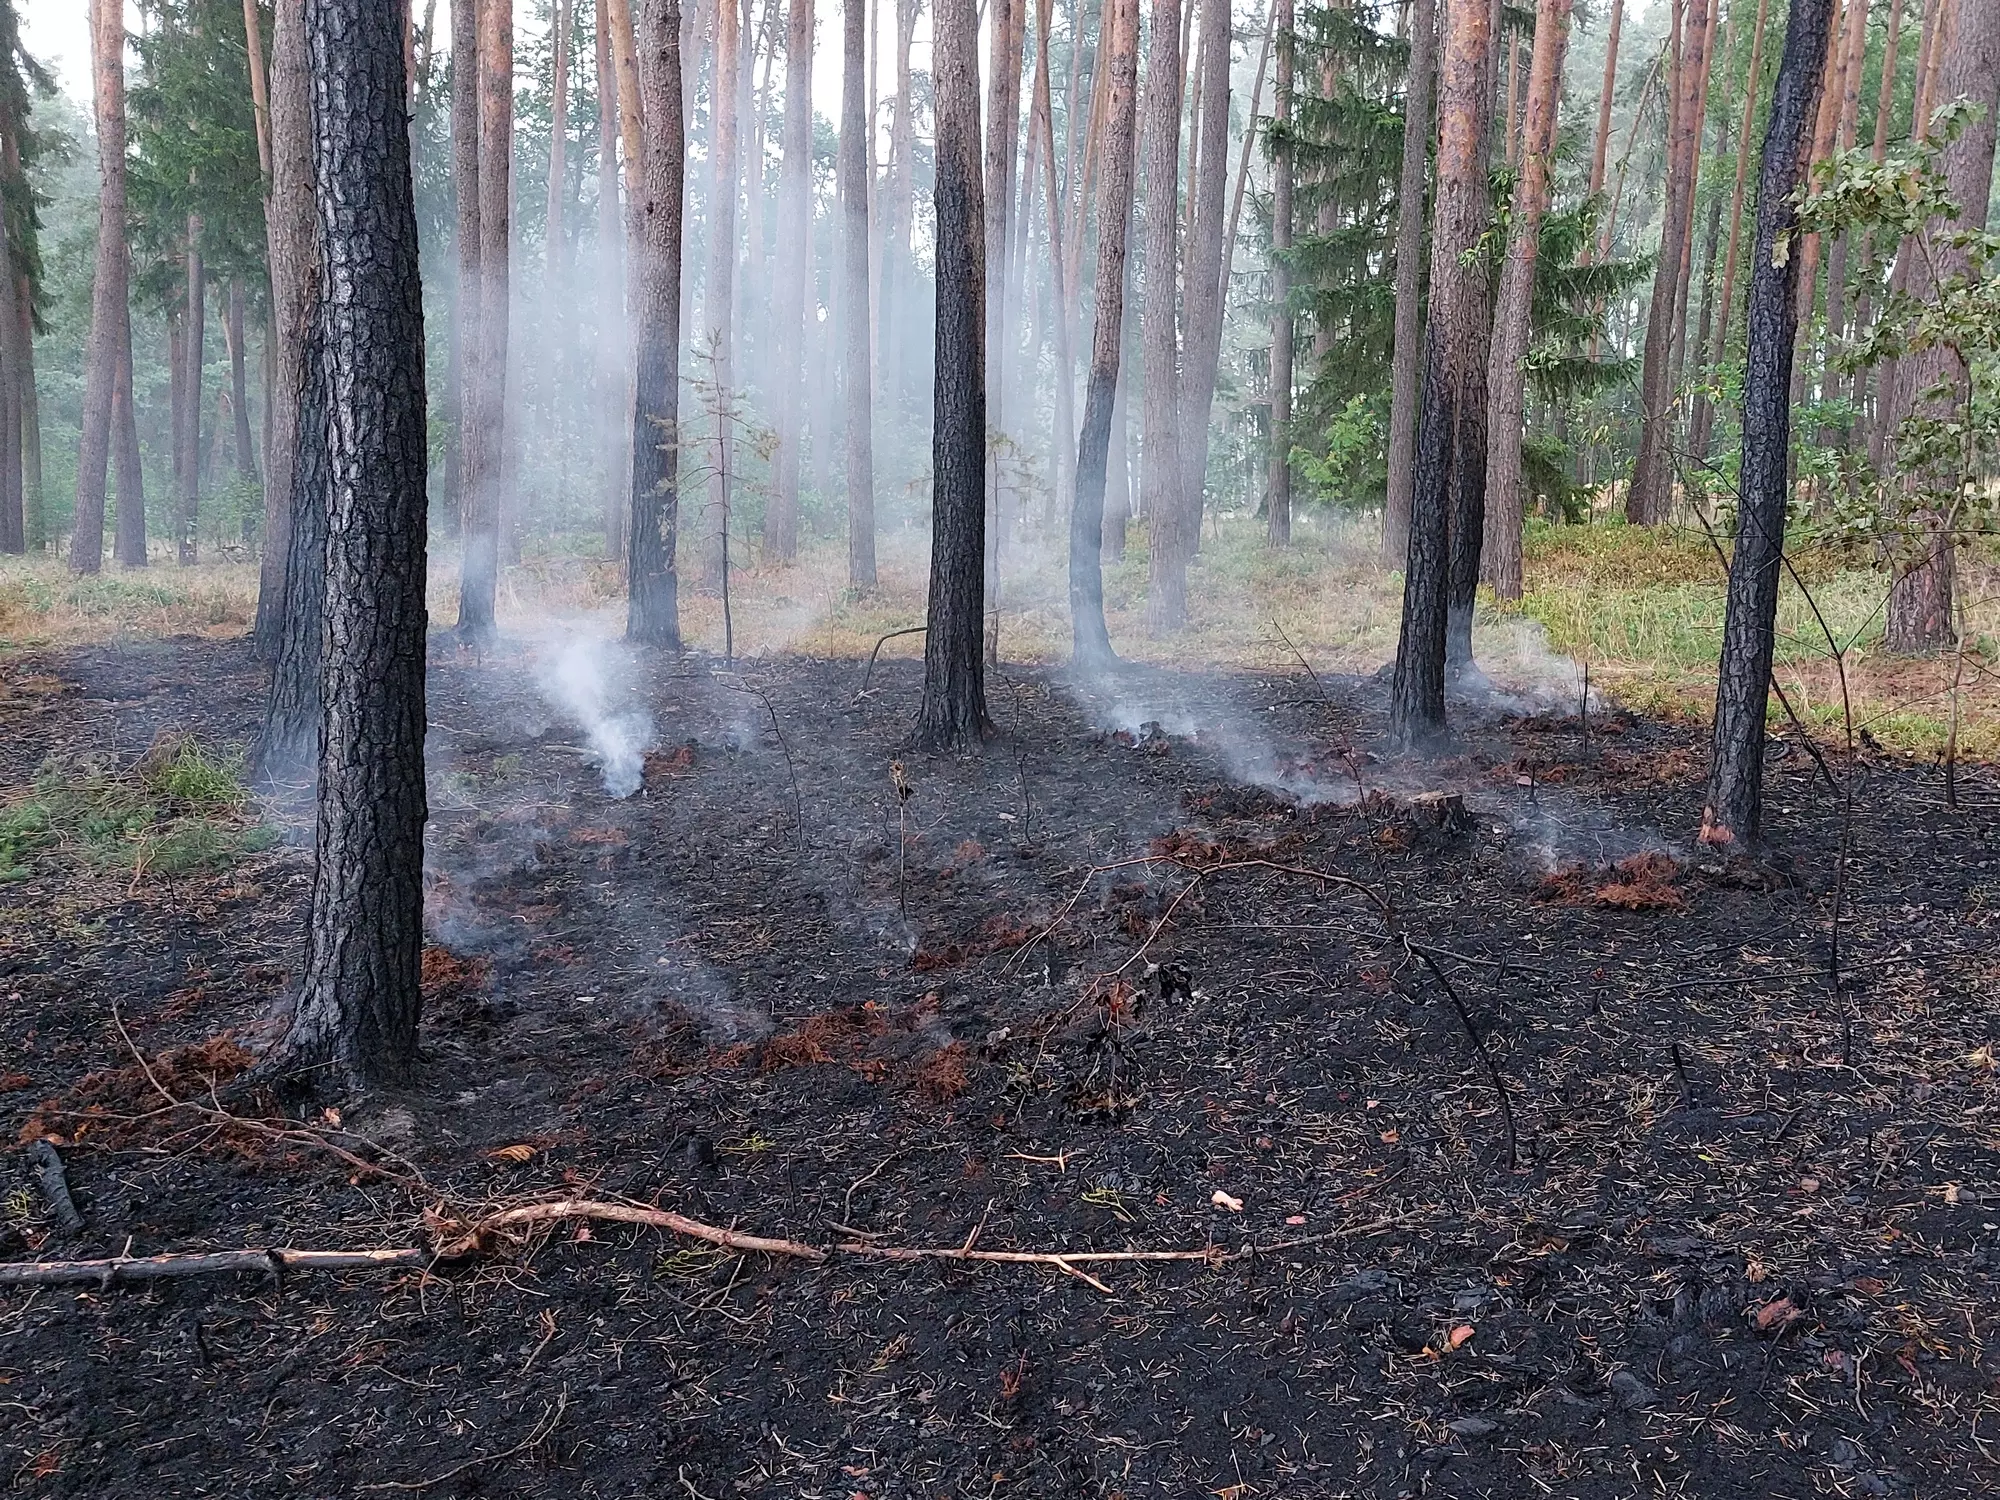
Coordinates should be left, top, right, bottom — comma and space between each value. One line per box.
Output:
3, 635, 1999, 1499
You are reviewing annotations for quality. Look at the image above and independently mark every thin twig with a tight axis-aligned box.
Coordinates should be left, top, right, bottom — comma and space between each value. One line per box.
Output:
718, 681, 806, 854
854, 626, 928, 702
1401, 939, 1520, 1171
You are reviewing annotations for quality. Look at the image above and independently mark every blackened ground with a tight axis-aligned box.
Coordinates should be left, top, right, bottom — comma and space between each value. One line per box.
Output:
2, 636, 1998, 1499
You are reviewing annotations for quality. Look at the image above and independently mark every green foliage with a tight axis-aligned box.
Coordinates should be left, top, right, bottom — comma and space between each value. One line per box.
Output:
0, 737, 268, 880
1292, 392, 1387, 510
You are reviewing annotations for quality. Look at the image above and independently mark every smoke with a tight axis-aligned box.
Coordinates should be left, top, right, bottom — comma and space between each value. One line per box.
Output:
533, 634, 657, 798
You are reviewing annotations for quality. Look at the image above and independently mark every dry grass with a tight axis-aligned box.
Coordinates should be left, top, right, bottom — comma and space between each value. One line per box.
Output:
9, 514, 1997, 761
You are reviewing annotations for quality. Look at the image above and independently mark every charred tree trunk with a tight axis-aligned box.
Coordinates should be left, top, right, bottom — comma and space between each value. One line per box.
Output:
1482, 0, 1572, 601
840, 0, 876, 586
1702, 0, 1836, 848
72, 0, 135, 573
1176, 0, 1229, 552
1390, 0, 1496, 746
458, 0, 511, 636
1139, 0, 1186, 634
1627, 0, 1714, 524
1381, 0, 1436, 567
1069, 0, 1137, 667
273, 0, 431, 1092
1882, 0, 1996, 653
255, 0, 315, 653
912, 0, 994, 750
764, 0, 813, 563
628, 0, 685, 647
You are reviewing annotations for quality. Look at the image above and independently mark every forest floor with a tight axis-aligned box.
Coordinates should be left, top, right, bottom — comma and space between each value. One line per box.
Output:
2, 626, 1997, 1499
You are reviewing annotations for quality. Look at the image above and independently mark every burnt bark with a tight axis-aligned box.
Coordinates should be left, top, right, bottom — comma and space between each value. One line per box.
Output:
1390, 0, 1496, 747
628, 0, 685, 648
1482, 0, 1571, 601
273, 0, 431, 1091
1139, 0, 1186, 634
912, 0, 993, 750
1380, 0, 1435, 567
840, 0, 876, 587
1700, 0, 1836, 849
1069, 0, 1137, 667
254, 0, 315, 652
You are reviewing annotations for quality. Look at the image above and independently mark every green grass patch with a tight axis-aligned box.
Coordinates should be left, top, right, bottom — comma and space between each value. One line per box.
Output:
0, 736, 272, 882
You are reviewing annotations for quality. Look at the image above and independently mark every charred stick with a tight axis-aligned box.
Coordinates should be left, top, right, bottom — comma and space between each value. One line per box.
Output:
0, 1246, 425, 1287
26, 1140, 85, 1237
854, 626, 928, 702
1403, 939, 1520, 1172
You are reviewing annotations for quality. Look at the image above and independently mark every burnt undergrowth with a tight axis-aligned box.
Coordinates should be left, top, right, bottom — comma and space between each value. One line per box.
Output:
2, 636, 1997, 1498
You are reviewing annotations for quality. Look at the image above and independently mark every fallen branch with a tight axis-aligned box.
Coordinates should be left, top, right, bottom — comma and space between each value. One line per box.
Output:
426, 1199, 830, 1262
0, 1246, 426, 1287
27, 1140, 85, 1236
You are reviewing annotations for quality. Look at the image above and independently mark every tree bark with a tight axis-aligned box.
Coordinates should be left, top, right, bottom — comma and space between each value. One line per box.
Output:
702, 0, 740, 588
840, 0, 876, 586
17, 273, 42, 552
547, 0, 571, 405
1381, 0, 1436, 567
882, 0, 919, 416
0, 201, 19, 556
1626, 0, 1714, 524
1069, 0, 1136, 667
1882, 0, 1996, 653
981, 0, 1025, 647
1482, 0, 1572, 601
1692, 0, 1771, 460
912, 0, 993, 750
448, 0, 480, 547
1850, 0, 1905, 434
1175, 0, 1229, 555
1390, 0, 1496, 746
458, 0, 512, 636
1033, 0, 1076, 517
1702, 0, 1836, 849
227, 279, 257, 484
72, 0, 135, 574
628, 0, 685, 647
254, 0, 315, 653
1139, 0, 1186, 634
275, 0, 432, 1092
764, 0, 813, 562
1817, 0, 1868, 421
597, 0, 630, 559
1871, 0, 1949, 471
177, 224, 205, 563
1586, 0, 1623, 208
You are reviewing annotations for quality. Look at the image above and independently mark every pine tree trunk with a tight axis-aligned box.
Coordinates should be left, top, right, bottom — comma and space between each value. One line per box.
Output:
1702, 0, 1836, 849
764, 0, 813, 562
1664, 0, 1718, 409
982, 0, 1026, 647
1034, 0, 1077, 517
72, 0, 132, 574
1503, 26, 1521, 164
702, 0, 740, 588
1818, 0, 1867, 424
275, 0, 431, 1092
1381, 0, 1436, 566
1882, 0, 1995, 654
597, 0, 629, 559
1482, 0, 1572, 602
840, 0, 876, 586
913, 0, 993, 750
1586, 0, 1623, 208
1390, 0, 1496, 745
1175, 0, 1229, 554
1850, 0, 1905, 434
111, 312, 145, 567
254, 0, 315, 652
1070, 0, 1136, 666
1872, 0, 1948, 472
0, 202, 20, 556
1105, 295, 1133, 552
882, 0, 918, 417
227, 278, 257, 483
1694, 0, 1770, 460
628, 0, 685, 646
1785, 4, 1845, 417
1626, 0, 1713, 524
449, 0, 480, 544
1139, 0, 1186, 634
547, 0, 571, 416
1267, 0, 1297, 546
458, 0, 512, 635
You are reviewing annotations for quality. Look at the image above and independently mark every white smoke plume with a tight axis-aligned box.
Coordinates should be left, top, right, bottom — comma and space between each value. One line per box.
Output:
533, 634, 657, 799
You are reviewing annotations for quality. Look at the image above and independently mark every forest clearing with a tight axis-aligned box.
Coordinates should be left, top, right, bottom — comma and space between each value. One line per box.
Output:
3, 0, 1999, 1495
